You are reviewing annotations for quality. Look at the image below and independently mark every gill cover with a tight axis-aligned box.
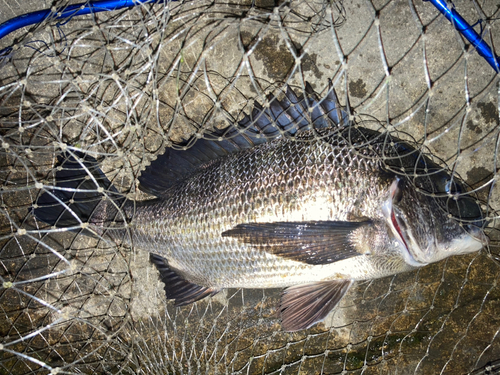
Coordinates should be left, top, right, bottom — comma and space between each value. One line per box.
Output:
388, 174, 486, 266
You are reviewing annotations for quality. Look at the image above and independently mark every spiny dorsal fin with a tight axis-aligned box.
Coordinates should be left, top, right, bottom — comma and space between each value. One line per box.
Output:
238, 81, 348, 137
138, 81, 348, 196
222, 221, 370, 265
280, 279, 352, 331
150, 253, 218, 306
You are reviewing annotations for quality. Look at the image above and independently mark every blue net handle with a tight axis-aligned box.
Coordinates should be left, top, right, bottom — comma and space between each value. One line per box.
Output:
0, 0, 168, 40
425, 0, 500, 72
0, 0, 498, 72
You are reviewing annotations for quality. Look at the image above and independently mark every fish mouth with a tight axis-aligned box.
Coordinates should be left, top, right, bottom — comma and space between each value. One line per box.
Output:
391, 210, 408, 251
465, 224, 489, 246
390, 209, 426, 267
384, 178, 426, 267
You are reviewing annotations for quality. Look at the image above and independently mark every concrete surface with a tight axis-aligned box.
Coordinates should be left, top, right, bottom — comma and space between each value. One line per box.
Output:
0, 0, 499, 374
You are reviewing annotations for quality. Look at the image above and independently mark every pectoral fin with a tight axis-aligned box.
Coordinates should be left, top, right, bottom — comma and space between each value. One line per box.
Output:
150, 254, 218, 306
222, 221, 370, 265
280, 280, 352, 331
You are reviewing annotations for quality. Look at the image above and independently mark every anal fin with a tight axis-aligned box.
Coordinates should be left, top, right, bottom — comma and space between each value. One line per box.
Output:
150, 254, 218, 306
280, 279, 352, 332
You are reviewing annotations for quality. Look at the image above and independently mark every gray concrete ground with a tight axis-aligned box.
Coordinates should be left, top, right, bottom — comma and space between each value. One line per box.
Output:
1, 0, 500, 374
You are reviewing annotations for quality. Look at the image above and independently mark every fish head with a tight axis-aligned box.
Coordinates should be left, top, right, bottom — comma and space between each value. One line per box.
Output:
383, 176, 488, 267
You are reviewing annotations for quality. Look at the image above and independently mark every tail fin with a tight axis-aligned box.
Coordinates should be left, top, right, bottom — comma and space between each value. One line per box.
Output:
33, 152, 127, 235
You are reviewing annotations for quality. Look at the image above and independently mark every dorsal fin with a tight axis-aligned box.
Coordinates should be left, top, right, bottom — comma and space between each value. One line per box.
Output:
137, 127, 260, 196
236, 81, 348, 138
138, 81, 349, 196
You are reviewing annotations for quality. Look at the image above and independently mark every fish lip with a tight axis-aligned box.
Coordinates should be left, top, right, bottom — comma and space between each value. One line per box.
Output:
466, 224, 489, 246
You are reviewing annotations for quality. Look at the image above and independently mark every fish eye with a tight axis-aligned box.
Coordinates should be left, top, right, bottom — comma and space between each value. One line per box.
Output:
444, 179, 462, 195
426, 169, 459, 195
444, 180, 452, 194
446, 196, 483, 222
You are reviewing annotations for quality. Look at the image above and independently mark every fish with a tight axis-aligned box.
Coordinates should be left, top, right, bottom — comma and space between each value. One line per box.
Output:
32, 82, 488, 331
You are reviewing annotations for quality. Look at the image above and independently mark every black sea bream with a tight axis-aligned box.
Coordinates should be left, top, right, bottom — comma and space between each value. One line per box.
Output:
33, 83, 488, 331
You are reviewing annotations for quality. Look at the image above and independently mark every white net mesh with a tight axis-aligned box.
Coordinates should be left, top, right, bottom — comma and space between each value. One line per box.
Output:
1, 0, 500, 374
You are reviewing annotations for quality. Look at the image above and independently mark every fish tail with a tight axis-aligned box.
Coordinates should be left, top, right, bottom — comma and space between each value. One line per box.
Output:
33, 151, 127, 236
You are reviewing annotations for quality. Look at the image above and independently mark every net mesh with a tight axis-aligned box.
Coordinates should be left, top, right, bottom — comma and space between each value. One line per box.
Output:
1, 0, 500, 374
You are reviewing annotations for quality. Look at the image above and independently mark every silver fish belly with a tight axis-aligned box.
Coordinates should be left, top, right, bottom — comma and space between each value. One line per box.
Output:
33, 83, 487, 331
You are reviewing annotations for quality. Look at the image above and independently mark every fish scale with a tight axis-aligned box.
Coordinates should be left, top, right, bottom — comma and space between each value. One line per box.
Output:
33, 84, 487, 331
126, 136, 392, 289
